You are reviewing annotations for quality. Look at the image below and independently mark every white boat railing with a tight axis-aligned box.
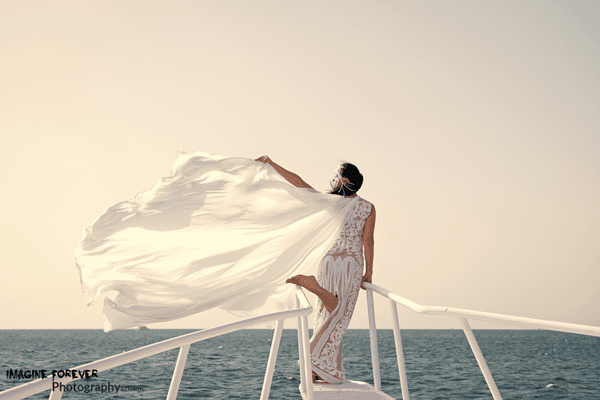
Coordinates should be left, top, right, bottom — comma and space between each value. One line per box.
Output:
5, 282, 600, 400
363, 282, 600, 400
0, 286, 317, 400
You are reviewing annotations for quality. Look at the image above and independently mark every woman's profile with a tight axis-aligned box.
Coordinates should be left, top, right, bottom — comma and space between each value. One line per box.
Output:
256, 155, 376, 384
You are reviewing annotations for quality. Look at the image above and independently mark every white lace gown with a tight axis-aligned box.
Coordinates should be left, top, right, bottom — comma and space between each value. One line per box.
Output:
310, 196, 373, 384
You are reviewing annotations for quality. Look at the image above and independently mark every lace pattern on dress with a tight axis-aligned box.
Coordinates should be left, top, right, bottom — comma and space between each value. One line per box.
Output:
309, 197, 372, 383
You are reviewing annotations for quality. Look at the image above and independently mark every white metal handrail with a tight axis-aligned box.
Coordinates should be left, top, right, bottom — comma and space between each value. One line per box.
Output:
363, 282, 600, 400
7, 282, 597, 400
0, 286, 316, 400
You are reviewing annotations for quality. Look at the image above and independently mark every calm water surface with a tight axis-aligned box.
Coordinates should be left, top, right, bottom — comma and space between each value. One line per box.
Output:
1, 329, 599, 399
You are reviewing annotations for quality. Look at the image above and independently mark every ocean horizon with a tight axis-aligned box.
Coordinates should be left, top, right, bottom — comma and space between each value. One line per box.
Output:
2, 329, 599, 399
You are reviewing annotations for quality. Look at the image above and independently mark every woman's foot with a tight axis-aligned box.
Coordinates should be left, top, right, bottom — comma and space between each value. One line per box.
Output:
286, 274, 320, 292
287, 274, 339, 313
312, 372, 325, 383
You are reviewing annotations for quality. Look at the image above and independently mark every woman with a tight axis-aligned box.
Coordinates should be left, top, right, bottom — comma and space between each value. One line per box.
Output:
256, 155, 376, 384
76, 151, 372, 335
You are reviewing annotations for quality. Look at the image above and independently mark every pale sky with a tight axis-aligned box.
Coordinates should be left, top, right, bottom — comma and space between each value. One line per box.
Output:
1, 1, 598, 331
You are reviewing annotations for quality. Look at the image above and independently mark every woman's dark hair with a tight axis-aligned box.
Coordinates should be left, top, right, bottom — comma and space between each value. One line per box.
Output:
329, 163, 363, 196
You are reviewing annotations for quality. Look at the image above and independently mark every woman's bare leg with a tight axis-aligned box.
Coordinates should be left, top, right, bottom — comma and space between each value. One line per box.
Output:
286, 274, 339, 313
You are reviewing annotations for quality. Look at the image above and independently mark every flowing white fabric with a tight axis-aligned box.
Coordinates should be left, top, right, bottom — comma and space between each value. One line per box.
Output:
75, 151, 356, 331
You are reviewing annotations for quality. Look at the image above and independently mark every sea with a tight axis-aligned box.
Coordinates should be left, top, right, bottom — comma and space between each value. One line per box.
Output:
1, 329, 599, 400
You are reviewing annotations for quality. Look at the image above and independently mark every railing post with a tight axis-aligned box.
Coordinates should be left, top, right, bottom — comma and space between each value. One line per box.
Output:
48, 385, 64, 400
460, 319, 502, 400
260, 319, 284, 400
390, 299, 410, 400
296, 297, 307, 395
366, 289, 381, 391
301, 315, 314, 400
166, 344, 190, 400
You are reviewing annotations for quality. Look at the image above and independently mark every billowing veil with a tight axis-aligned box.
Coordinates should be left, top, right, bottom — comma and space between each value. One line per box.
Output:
75, 151, 357, 331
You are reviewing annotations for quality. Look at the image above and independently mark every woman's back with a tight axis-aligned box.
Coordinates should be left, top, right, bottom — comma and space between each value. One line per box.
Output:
326, 197, 373, 260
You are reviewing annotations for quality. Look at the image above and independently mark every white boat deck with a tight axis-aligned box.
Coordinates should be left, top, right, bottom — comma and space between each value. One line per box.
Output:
300, 380, 395, 400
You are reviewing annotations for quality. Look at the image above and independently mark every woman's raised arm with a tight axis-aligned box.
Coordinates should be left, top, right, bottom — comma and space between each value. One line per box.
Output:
256, 155, 314, 189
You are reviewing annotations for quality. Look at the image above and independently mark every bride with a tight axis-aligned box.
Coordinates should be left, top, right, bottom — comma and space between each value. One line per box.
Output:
76, 150, 375, 383
256, 155, 376, 384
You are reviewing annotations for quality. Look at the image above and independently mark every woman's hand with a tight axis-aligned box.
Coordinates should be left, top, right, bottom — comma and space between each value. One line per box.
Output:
255, 156, 314, 189
255, 155, 273, 165
361, 272, 372, 290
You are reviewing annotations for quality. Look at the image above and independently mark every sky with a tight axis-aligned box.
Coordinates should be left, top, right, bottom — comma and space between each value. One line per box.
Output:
1, 1, 599, 332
